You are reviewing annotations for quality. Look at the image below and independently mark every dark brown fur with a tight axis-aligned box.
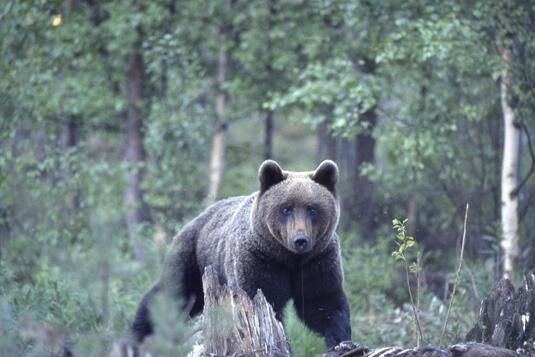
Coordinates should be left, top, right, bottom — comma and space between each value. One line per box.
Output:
131, 160, 351, 348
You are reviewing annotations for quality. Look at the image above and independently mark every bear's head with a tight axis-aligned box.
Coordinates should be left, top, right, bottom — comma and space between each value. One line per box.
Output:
252, 160, 340, 255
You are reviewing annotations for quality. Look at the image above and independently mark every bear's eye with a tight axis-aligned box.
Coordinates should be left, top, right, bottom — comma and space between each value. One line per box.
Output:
281, 206, 293, 216
306, 206, 318, 218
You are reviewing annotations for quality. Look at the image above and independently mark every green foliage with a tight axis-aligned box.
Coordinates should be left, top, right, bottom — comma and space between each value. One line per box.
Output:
392, 218, 417, 264
392, 219, 422, 345
1, 0, 535, 354
284, 306, 326, 356
342, 234, 486, 348
343, 235, 400, 309
147, 294, 197, 356
268, 58, 380, 137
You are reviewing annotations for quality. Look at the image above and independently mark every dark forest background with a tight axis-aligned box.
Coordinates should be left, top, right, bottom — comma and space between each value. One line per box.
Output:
1, 0, 535, 356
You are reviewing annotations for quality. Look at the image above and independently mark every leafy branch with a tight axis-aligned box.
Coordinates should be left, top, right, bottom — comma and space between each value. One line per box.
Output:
392, 218, 424, 346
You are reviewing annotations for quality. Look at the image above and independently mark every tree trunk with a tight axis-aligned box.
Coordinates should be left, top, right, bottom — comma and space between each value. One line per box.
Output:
207, 121, 226, 202
207, 24, 229, 203
407, 196, 417, 238
352, 105, 377, 239
124, 36, 150, 261
499, 47, 520, 279
348, 57, 378, 239
338, 137, 356, 181
60, 116, 80, 210
262, 0, 277, 161
317, 120, 337, 162
264, 110, 274, 160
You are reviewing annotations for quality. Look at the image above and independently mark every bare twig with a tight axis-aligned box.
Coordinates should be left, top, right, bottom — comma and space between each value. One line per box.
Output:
438, 203, 469, 346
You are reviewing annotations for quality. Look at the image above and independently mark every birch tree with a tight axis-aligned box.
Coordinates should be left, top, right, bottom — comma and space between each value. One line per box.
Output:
206, 33, 228, 203
498, 45, 520, 279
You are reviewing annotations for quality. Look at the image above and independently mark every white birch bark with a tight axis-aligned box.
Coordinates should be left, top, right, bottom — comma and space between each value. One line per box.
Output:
206, 27, 228, 203
500, 48, 520, 279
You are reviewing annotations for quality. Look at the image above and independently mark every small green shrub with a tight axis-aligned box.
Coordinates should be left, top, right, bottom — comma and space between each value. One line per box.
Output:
284, 305, 325, 357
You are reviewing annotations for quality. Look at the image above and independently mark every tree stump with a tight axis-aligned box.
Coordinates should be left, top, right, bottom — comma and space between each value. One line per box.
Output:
466, 272, 535, 354
201, 266, 291, 356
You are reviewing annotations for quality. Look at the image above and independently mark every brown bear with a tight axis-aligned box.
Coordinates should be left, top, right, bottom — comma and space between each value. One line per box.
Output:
131, 160, 351, 348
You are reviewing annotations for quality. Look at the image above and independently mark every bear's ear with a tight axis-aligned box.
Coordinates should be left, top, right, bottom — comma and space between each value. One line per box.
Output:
311, 160, 339, 194
259, 160, 285, 193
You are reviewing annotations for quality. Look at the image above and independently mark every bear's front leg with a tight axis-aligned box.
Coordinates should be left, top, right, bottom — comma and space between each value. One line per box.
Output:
294, 286, 351, 348
292, 253, 351, 348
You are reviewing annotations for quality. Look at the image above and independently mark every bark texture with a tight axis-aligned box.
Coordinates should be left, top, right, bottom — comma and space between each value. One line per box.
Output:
317, 120, 337, 162
264, 110, 274, 160
352, 106, 377, 238
201, 266, 291, 356
207, 25, 228, 203
263, 0, 277, 161
60, 116, 80, 211
466, 272, 535, 353
124, 39, 150, 260
499, 47, 521, 279
347, 57, 378, 239
320, 342, 520, 357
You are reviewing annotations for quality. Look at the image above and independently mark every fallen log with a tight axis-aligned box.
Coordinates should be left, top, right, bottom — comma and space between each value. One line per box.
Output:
319, 343, 517, 357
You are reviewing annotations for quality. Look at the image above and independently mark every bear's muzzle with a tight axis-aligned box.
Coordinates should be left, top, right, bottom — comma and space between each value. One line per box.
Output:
291, 232, 312, 254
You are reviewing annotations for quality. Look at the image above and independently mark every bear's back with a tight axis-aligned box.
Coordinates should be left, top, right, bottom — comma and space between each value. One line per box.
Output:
198, 195, 253, 236
193, 195, 255, 276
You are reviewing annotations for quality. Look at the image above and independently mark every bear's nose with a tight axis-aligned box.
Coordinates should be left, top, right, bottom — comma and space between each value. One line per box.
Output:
292, 235, 311, 253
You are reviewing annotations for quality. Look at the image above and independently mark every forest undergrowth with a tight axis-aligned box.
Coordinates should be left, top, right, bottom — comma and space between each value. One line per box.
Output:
0, 225, 498, 356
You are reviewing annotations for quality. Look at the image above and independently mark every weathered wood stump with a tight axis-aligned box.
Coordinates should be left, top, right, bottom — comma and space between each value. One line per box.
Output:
110, 267, 291, 357
202, 266, 291, 356
466, 272, 535, 355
